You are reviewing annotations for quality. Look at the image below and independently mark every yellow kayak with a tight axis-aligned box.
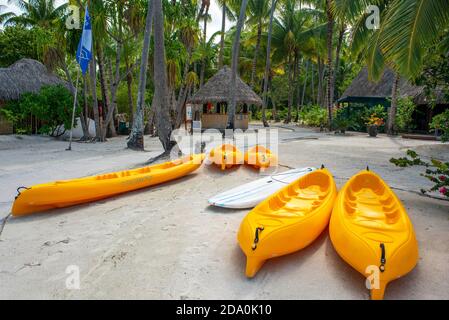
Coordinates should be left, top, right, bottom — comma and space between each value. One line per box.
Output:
209, 144, 243, 170
244, 145, 278, 169
329, 169, 418, 300
12, 154, 205, 216
238, 168, 337, 277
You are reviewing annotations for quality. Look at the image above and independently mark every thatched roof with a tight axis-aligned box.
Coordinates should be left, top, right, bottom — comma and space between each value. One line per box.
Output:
339, 67, 447, 105
0, 59, 68, 101
188, 66, 263, 106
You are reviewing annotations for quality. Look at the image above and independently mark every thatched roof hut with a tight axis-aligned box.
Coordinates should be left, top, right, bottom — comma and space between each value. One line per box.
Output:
0, 59, 68, 101
188, 66, 262, 106
338, 67, 447, 105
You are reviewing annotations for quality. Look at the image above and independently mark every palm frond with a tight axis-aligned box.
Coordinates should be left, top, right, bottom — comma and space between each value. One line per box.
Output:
0, 11, 17, 24
365, 29, 385, 81
380, 0, 449, 79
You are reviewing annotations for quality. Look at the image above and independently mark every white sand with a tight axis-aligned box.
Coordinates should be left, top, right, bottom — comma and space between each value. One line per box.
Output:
0, 126, 448, 299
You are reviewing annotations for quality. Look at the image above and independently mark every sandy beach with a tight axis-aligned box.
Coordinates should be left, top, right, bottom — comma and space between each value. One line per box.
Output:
0, 125, 448, 299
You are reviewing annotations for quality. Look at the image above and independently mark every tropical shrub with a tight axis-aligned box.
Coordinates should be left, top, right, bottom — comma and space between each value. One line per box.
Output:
390, 150, 449, 199
363, 105, 387, 129
298, 105, 328, 127
396, 97, 416, 132
430, 109, 449, 142
365, 114, 385, 126
331, 104, 388, 132
252, 109, 273, 121
333, 107, 353, 132
4, 85, 78, 136
275, 108, 298, 122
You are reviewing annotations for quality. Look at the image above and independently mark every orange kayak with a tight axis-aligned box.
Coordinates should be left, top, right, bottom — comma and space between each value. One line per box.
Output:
12, 154, 205, 216
209, 144, 243, 170
238, 168, 337, 277
244, 145, 278, 169
329, 169, 418, 299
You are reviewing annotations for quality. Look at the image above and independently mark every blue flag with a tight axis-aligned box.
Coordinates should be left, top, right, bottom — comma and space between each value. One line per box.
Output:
76, 7, 92, 75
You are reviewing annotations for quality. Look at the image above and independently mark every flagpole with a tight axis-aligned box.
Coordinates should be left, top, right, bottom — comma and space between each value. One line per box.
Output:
67, 67, 80, 151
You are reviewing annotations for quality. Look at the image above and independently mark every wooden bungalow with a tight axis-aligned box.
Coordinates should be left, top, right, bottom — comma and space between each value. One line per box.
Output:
338, 67, 449, 133
187, 66, 262, 130
0, 59, 68, 134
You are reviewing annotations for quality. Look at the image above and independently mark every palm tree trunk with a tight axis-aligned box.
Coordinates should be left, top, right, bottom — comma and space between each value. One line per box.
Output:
104, 57, 118, 138
218, 2, 226, 68
332, 24, 345, 102
101, 7, 124, 141
96, 46, 111, 133
301, 60, 309, 108
272, 97, 278, 122
153, 0, 173, 151
175, 46, 192, 128
317, 57, 324, 106
285, 54, 293, 123
125, 57, 134, 126
200, 6, 209, 88
250, 20, 262, 89
227, 0, 249, 130
294, 56, 301, 122
89, 54, 103, 141
197, 0, 207, 23
83, 75, 90, 137
387, 73, 400, 135
261, 0, 276, 127
326, 0, 334, 130
176, 82, 191, 128
128, 0, 154, 150
311, 62, 315, 105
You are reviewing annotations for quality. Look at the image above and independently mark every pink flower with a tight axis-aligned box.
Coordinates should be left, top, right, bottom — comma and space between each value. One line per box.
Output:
439, 175, 447, 181
439, 187, 448, 195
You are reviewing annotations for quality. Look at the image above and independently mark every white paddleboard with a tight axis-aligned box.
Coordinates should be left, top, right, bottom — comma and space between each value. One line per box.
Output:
208, 167, 316, 209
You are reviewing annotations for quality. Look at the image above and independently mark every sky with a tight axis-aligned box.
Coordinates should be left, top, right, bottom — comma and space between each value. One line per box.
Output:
0, 0, 233, 41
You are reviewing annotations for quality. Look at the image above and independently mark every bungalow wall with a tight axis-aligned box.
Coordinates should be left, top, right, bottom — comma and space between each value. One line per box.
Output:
192, 103, 250, 130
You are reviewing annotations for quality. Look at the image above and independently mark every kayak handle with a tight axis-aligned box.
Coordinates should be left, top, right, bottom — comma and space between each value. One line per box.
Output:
15, 186, 31, 199
379, 243, 386, 272
251, 226, 264, 251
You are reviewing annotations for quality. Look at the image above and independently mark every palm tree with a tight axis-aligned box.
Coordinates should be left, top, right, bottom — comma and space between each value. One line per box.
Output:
271, 1, 321, 123
175, 18, 200, 128
340, 0, 449, 134
247, 0, 270, 89
128, 0, 155, 150
153, 0, 173, 151
261, 0, 277, 127
199, 5, 211, 87
325, 0, 334, 130
271, 0, 296, 123
227, 0, 249, 129
0, 0, 67, 27
216, 0, 236, 68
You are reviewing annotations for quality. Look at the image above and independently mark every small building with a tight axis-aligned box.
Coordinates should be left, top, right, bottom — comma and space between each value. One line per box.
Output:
338, 67, 449, 132
187, 66, 262, 130
0, 59, 68, 134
